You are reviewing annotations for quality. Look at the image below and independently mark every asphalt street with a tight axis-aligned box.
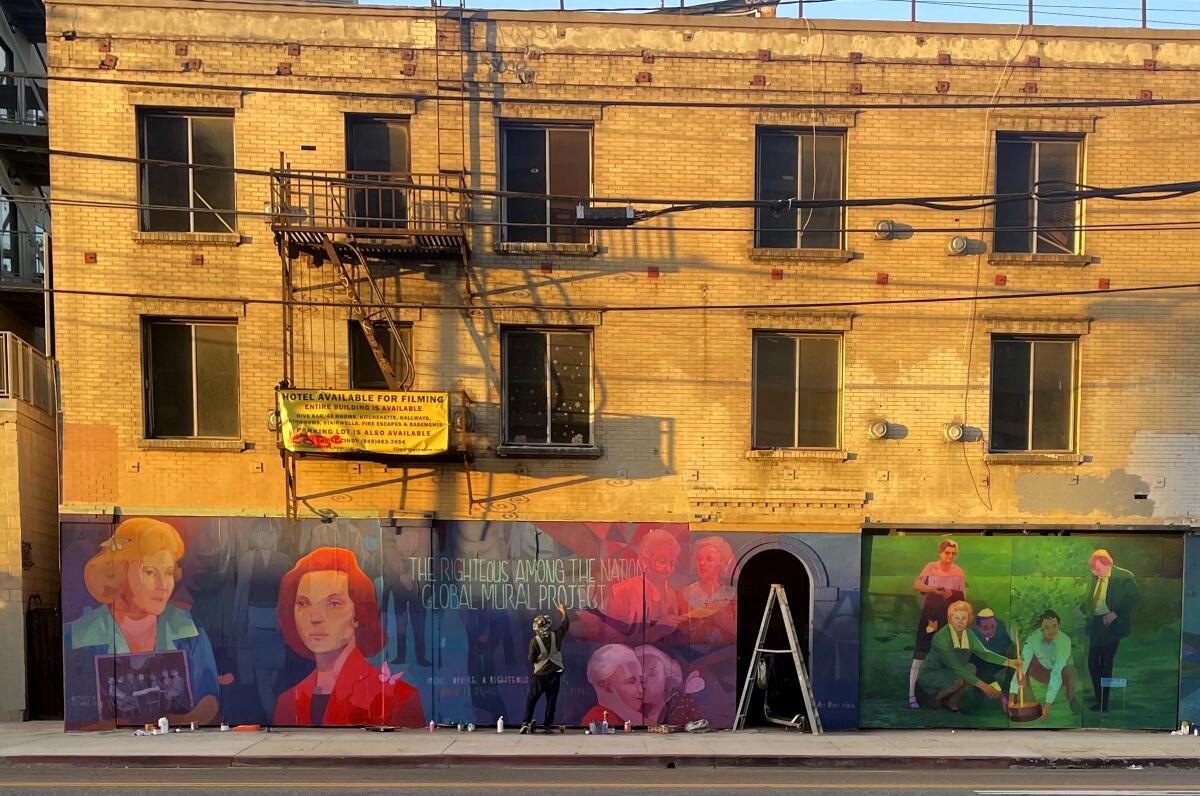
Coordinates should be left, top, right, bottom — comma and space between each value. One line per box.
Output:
3, 767, 1200, 795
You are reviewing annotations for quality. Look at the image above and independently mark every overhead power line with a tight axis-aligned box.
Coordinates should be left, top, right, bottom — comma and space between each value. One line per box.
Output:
13, 68, 1200, 112
10, 141, 1200, 213
10, 190, 1200, 237
5, 279, 1198, 314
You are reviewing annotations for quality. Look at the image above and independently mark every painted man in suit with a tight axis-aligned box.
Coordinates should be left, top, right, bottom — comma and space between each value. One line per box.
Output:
1083, 549, 1140, 712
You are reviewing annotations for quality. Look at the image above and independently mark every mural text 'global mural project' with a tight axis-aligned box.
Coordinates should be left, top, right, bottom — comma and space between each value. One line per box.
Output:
860, 534, 1183, 730
62, 517, 861, 730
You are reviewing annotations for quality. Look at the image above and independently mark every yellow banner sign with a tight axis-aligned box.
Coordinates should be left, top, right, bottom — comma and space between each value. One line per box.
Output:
277, 389, 450, 455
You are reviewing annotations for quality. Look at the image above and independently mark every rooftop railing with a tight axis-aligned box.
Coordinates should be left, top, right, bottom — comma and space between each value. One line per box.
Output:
0, 76, 48, 128
0, 230, 48, 284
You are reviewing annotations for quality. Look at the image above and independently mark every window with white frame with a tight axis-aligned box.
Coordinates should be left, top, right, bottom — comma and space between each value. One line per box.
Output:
752, 332, 841, 449
501, 125, 590, 244
143, 318, 239, 438
503, 328, 592, 446
755, 128, 845, 250
994, 134, 1082, 255
139, 109, 236, 233
989, 336, 1077, 452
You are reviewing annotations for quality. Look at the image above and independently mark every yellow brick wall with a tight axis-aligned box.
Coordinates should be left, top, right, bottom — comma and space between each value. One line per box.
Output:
46, 0, 1200, 528
0, 399, 59, 720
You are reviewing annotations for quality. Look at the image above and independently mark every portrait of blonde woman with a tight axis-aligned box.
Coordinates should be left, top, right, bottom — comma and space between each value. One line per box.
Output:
65, 517, 221, 727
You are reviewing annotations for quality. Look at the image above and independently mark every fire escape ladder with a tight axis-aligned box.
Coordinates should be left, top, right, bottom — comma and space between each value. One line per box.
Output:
434, 12, 470, 176
319, 237, 414, 392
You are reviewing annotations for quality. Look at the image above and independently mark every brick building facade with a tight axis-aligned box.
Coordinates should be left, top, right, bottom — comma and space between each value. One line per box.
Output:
47, 0, 1199, 731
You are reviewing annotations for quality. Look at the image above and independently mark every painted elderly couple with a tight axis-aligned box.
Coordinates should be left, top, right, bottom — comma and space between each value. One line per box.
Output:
66, 518, 425, 728
579, 642, 706, 727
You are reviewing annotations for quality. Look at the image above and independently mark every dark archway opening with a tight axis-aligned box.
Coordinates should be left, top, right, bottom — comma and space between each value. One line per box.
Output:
735, 548, 812, 728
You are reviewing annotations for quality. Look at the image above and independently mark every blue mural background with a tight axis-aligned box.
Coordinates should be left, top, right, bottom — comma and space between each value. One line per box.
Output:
60, 517, 861, 731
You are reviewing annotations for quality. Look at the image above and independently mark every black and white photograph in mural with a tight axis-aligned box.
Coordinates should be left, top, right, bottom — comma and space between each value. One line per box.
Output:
95, 651, 193, 723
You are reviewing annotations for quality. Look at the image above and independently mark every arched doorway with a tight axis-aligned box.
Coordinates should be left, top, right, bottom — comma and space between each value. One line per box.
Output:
735, 548, 812, 727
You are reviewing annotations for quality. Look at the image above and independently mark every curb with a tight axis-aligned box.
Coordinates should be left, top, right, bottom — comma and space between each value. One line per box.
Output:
3, 754, 1200, 769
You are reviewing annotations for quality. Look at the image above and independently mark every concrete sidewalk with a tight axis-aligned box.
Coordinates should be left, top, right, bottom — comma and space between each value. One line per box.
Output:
2, 722, 1198, 769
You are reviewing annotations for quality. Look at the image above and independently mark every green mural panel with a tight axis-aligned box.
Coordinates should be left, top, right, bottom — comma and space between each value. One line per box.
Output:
861, 535, 1182, 730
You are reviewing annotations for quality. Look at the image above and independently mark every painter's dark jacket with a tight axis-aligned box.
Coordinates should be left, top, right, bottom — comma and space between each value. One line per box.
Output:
528, 614, 570, 674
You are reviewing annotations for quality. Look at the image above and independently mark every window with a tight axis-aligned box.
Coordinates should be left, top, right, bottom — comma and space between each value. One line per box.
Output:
0, 41, 14, 121
756, 129, 845, 249
501, 125, 590, 243
994, 134, 1081, 254
139, 110, 235, 233
0, 191, 17, 275
503, 328, 591, 445
349, 321, 413, 389
346, 115, 410, 228
143, 319, 239, 438
989, 336, 1076, 452
752, 333, 841, 449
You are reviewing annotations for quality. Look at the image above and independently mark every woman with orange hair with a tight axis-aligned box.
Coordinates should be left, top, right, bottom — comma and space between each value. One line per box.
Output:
64, 517, 221, 727
272, 546, 425, 727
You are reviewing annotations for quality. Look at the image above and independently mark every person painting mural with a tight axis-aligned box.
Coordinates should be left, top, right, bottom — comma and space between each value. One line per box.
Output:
1080, 549, 1140, 712
520, 603, 569, 734
908, 539, 967, 709
273, 546, 425, 727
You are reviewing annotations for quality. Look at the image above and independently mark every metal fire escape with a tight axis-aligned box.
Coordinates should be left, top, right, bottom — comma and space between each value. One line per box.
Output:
269, 11, 476, 519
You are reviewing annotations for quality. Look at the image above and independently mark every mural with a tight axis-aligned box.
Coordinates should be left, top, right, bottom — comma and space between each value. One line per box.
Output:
61, 517, 861, 730
861, 534, 1184, 729
1181, 535, 1200, 725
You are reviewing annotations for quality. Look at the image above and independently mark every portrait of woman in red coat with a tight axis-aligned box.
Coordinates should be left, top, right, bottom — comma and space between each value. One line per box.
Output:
273, 546, 425, 728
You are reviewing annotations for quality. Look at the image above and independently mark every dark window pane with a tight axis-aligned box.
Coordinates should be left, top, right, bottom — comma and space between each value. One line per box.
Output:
548, 331, 590, 444
346, 118, 410, 227
994, 139, 1034, 253
796, 336, 839, 448
504, 128, 547, 243
1031, 340, 1073, 450
0, 192, 15, 273
194, 323, 239, 437
505, 331, 548, 444
753, 335, 797, 447
148, 323, 194, 437
798, 134, 843, 250
990, 339, 1031, 451
190, 116, 236, 233
142, 115, 190, 232
756, 133, 798, 249
548, 129, 589, 244
1035, 141, 1079, 254
349, 322, 413, 389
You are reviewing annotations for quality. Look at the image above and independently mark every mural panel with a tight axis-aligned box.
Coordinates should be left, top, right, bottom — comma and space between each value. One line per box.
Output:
1181, 535, 1200, 726
860, 534, 1183, 729
62, 517, 861, 731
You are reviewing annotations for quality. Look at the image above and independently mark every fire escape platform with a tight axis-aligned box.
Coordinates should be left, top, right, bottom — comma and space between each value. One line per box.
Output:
271, 170, 470, 262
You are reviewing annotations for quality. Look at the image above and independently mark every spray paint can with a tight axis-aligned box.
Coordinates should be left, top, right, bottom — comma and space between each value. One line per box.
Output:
428, 720, 436, 733
624, 719, 632, 733
497, 716, 505, 733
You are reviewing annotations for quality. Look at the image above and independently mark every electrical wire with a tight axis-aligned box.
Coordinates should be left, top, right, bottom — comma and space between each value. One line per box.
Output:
20, 138, 1200, 213
12, 189, 1200, 237
4, 278, 1197, 313
14, 66, 1200, 113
